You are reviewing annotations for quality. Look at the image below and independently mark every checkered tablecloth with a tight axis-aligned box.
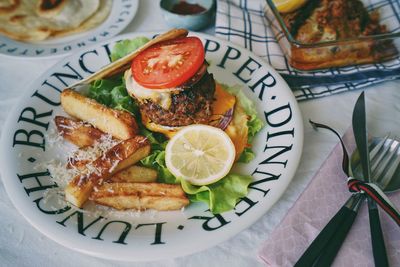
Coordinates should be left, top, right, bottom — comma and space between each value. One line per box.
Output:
215, 0, 400, 100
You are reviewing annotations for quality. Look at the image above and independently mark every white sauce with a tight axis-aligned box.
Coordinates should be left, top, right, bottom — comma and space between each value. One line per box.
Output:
124, 69, 182, 110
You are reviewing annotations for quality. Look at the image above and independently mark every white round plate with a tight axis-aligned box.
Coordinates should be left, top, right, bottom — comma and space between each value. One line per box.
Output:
0, 0, 138, 59
0, 32, 303, 261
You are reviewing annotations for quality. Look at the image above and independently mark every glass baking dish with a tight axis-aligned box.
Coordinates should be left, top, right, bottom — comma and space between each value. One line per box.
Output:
264, 0, 400, 71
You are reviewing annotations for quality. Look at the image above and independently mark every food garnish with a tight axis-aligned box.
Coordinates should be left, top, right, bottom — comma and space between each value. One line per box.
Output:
53, 29, 264, 214
131, 36, 205, 89
165, 125, 236, 186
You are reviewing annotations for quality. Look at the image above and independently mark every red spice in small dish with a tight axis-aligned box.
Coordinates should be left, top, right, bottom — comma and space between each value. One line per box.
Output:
171, 1, 206, 15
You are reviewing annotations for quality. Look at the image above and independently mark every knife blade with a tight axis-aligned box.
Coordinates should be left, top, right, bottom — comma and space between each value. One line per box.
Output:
352, 92, 389, 267
352, 92, 370, 181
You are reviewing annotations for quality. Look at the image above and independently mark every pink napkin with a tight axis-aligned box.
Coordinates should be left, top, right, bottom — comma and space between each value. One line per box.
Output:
259, 129, 400, 267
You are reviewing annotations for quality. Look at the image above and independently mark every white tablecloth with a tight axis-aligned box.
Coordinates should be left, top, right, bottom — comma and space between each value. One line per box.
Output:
1, 1, 399, 266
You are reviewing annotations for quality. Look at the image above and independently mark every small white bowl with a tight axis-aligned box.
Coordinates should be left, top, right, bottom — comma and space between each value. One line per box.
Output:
160, 0, 216, 31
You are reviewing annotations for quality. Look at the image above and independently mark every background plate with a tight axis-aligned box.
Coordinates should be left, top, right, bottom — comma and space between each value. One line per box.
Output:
0, 32, 303, 261
0, 0, 138, 59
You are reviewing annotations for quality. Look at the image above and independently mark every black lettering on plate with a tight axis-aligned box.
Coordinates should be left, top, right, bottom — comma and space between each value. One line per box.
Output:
41, 80, 62, 93
189, 213, 230, 231
34, 197, 71, 215
18, 107, 53, 130
56, 211, 104, 236
233, 57, 261, 83
79, 50, 99, 74
17, 170, 57, 196
51, 63, 83, 87
13, 129, 46, 151
102, 44, 112, 62
204, 39, 220, 56
249, 169, 281, 196
218, 46, 241, 69
32, 90, 61, 106
267, 128, 295, 141
93, 220, 132, 245
260, 144, 293, 167
234, 196, 259, 216
264, 103, 292, 128
136, 222, 166, 245
249, 72, 277, 100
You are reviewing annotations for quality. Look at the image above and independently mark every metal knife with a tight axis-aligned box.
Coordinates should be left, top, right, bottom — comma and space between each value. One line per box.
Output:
352, 92, 389, 267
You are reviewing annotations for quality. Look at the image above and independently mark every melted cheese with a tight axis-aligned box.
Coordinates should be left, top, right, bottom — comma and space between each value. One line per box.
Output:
124, 69, 182, 110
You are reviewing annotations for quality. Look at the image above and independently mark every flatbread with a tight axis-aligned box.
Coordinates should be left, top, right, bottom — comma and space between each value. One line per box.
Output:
51, 0, 112, 38
0, 0, 111, 42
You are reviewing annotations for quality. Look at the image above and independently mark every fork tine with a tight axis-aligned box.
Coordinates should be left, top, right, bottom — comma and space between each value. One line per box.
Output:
378, 140, 400, 189
370, 138, 395, 173
352, 136, 389, 178
370, 134, 389, 160
372, 139, 400, 186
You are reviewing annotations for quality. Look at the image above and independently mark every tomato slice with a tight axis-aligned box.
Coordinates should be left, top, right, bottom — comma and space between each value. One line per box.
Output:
131, 36, 205, 89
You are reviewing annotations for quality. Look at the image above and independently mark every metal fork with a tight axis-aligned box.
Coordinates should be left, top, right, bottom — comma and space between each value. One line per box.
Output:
295, 131, 400, 266
369, 138, 400, 190
313, 137, 400, 266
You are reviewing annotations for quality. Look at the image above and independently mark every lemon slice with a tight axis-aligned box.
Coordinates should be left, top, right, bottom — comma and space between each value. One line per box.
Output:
272, 0, 307, 13
165, 125, 236, 186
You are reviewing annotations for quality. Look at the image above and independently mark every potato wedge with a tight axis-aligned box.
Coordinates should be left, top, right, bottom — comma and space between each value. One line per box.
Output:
66, 143, 116, 170
109, 165, 157, 183
65, 136, 150, 207
55, 116, 108, 148
61, 89, 138, 140
90, 182, 189, 211
66, 157, 90, 170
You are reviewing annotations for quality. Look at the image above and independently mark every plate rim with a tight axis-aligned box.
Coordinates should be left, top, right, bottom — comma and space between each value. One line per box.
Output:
0, 31, 304, 261
0, 0, 139, 59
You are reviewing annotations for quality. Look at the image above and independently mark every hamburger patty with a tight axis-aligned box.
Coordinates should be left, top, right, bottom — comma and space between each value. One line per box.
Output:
139, 72, 216, 127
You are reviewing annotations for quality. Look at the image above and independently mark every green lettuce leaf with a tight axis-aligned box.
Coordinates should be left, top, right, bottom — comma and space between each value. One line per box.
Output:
88, 78, 120, 106
140, 149, 178, 184
110, 37, 150, 61
180, 174, 253, 214
238, 147, 256, 163
88, 77, 140, 118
